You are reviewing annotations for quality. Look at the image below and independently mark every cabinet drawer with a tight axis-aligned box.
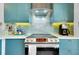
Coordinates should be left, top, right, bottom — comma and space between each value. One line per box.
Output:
59, 39, 72, 55
5, 39, 25, 55
59, 39, 79, 55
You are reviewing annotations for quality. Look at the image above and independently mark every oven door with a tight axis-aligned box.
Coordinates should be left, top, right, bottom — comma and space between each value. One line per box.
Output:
25, 45, 28, 55
37, 47, 59, 55
36, 44, 59, 55
25, 43, 59, 55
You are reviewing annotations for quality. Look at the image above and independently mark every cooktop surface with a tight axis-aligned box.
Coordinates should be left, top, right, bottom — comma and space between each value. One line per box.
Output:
26, 34, 57, 38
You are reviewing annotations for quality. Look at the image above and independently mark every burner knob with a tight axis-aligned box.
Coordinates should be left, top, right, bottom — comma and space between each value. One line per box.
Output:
26, 40, 29, 42
55, 39, 58, 42
50, 40, 53, 42
31, 40, 33, 42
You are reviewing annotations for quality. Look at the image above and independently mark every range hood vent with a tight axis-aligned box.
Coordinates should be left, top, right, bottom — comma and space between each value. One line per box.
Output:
26, 8, 53, 35
26, 3, 53, 35
32, 3, 51, 9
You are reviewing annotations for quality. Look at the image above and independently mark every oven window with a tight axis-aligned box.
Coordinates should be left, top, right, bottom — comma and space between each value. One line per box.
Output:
37, 47, 59, 55
25, 47, 28, 55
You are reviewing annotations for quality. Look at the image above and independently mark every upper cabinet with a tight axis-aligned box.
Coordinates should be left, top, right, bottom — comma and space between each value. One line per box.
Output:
4, 3, 31, 23
4, 3, 74, 23
51, 3, 74, 22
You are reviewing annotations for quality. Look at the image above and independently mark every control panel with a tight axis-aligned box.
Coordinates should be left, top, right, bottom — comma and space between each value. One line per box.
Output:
48, 38, 59, 43
25, 38, 36, 42
25, 38, 59, 43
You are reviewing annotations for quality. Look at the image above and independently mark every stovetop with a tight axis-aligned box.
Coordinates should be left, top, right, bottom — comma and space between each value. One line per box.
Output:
25, 34, 59, 43
26, 34, 58, 38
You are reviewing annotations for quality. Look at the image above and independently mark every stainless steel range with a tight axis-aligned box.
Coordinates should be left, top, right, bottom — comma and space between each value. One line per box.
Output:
25, 34, 59, 55
25, 8, 59, 55
25, 34, 59, 43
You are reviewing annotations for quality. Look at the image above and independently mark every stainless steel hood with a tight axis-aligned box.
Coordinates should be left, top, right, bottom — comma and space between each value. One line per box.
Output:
26, 4, 53, 35
26, 8, 53, 35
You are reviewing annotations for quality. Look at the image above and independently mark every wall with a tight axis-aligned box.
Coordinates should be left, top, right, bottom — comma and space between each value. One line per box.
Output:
0, 3, 4, 36
0, 3, 4, 23
74, 3, 79, 37
51, 3, 74, 22
4, 3, 31, 23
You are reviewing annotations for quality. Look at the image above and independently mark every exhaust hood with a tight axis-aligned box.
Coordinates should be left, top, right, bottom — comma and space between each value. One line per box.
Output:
26, 8, 54, 35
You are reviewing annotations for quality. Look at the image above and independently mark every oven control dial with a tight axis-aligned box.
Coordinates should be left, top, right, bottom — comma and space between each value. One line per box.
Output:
25, 38, 36, 42
54, 39, 59, 42
48, 38, 59, 42
50, 40, 53, 42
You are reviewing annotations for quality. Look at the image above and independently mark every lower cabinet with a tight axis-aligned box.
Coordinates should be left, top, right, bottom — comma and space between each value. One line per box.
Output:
5, 39, 25, 55
59, 39, 79, 55
0, 40, 1, 55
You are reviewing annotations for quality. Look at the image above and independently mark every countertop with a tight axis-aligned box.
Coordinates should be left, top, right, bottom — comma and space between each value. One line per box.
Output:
0, 34, 79, 39
0, 37, 4, 39
54, 34, 79, 39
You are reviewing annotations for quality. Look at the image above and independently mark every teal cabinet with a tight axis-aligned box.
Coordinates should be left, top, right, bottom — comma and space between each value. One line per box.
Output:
5, 39, 25, 55
4, 3, 31, 23
0, 40, 1, 55
59, 39, 79, 55
4, 3, 74, 23
51, 3, 74, 22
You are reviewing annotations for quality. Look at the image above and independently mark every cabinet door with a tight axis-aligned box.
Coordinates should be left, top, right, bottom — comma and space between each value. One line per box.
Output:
0, 40, 2, 55
52, 3, 74, 22
60, 39, 79, 55
4, 3, 31, 23
70, 39, 79, 55
78, 40, 79, 54
5, 39, 25, 55
59, 39, 72, 55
